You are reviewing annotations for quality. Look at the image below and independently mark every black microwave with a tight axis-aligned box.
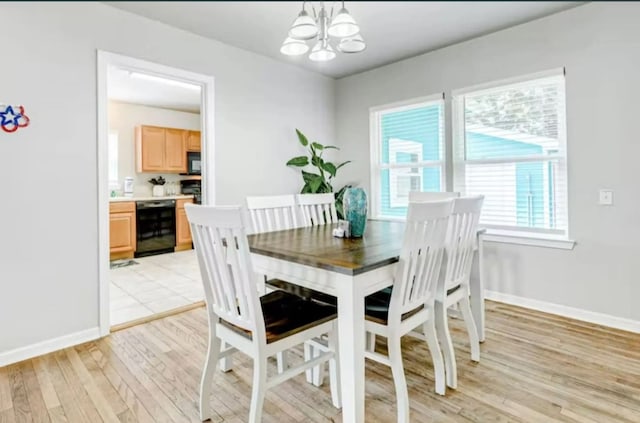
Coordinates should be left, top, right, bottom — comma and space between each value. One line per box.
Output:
186, 152, 201, 175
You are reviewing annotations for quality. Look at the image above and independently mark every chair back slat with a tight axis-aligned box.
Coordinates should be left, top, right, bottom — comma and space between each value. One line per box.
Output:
389, 200, 453, 320
297, 193, 338, 226
185, 205, 265, 337
443, 196, 484, 291
246, 195, 299, 234
408, 191, 460, 202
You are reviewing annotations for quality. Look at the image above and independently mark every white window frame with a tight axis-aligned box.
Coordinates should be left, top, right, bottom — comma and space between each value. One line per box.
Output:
369, 93, 445, 220
452, 68, 573, 247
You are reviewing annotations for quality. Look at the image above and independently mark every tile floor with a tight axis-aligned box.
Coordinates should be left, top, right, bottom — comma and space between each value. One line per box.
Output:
110, 250, 204, 326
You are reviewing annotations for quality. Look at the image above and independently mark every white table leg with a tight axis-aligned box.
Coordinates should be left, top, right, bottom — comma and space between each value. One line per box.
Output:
337, 277, 366, 423
470, 234, 486, 342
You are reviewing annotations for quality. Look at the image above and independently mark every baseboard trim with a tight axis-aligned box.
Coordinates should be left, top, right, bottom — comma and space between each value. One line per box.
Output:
485, 290, 640, 334
0, 327, 101, 367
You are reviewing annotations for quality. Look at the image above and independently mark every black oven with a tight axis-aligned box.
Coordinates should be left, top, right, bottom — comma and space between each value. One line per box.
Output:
135, 200, 176, 257
186, 152, 201, 175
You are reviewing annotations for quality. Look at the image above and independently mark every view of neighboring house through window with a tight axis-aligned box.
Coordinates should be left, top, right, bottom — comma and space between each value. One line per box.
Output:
453, 70, 568, 238
370, 95, 445, 218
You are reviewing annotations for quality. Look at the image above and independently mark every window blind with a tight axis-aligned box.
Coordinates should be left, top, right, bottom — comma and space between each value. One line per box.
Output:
370, 96, 445, 218
453, 73, 568, 237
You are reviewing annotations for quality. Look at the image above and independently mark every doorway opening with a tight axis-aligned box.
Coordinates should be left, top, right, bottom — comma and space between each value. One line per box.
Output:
97, 51, 215, 335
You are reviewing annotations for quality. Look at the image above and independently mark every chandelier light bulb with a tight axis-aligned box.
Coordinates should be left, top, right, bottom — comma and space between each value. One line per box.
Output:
328, 7, 360, 38
288, 9, 318, 40
309, 41, 336, 62
280, 37, 310, 56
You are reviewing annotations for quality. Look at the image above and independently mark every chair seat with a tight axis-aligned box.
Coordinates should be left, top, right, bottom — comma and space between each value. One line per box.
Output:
364, 285, 460, 325
266, 278, 337, 306
220, 290, 337, 344
365, 287, 424, 325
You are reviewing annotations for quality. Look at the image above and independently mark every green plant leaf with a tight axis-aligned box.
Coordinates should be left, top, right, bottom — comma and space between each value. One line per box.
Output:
302, 170, 321, 183
311, 155, 324, 168
322, 162, 337, 177
301, 183, 313, 194
312, 142, 324, 150
323, 145, 340, 150
334, 184, 352, 220
286, 156, 309, 167
336, 160, 351, 171
309, 178, 323, 192
296, 129, 309, 146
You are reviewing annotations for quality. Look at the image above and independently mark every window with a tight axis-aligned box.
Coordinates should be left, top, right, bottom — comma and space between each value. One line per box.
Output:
108, 131, 118, 187
453, 70, 568, 238
370, 95, 445, 218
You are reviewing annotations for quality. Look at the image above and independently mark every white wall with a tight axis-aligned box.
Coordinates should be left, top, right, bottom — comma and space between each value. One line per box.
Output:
108, 101, 200, 197
335, 2, 640, 324
0, 2, 334, 360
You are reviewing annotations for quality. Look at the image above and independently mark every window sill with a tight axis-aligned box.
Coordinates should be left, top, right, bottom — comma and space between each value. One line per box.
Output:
481, 230, 575, 250
372, 217, 576, 250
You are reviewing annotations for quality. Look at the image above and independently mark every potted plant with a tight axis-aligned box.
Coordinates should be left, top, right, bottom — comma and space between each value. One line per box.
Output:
148, 176, 166, 197
286, 129, 351, 218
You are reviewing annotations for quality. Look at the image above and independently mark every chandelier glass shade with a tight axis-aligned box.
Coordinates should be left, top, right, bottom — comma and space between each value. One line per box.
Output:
280, 37, 310, 55
281, 1, 365, 62
288, 10, 318, 40
337, 33, 366, 53
309, 40, 336, 61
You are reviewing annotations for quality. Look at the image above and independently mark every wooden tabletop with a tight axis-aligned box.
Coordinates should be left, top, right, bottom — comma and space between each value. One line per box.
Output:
248, 220, 405, 276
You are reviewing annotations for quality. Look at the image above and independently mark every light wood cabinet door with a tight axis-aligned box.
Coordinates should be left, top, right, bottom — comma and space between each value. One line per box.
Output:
138, 126, 165, 172
186, 130, 201, 152
109, 203, 136, 259
165, 128, 187, 173
176, 208, 192, 246
175, 198, 194, 250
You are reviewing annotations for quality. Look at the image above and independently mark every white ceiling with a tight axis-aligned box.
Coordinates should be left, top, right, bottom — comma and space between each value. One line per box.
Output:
107, 66, 202, 112
105, 1, 582, 78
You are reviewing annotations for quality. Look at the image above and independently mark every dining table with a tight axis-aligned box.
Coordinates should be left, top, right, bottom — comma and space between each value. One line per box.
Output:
247, 219, 485, 423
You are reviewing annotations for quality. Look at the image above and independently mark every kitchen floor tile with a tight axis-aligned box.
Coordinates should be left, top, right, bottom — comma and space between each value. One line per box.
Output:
111, 304, 153, 326
109, 250, 202, 326
111, 295, 144, 311
135, 287, 177, 304
144, 296, 192, 314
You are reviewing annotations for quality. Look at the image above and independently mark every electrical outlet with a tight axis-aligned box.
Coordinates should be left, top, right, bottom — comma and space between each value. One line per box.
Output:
599, 190, 613, 206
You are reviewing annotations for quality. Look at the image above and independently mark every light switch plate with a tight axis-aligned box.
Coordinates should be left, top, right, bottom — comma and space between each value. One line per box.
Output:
599, 190, 613, 205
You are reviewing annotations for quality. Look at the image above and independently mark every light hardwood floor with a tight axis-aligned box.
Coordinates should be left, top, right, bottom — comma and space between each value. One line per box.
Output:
1, 301, 639, 422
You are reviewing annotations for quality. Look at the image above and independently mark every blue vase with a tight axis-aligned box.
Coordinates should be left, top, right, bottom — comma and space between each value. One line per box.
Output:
343, 187, 367, 238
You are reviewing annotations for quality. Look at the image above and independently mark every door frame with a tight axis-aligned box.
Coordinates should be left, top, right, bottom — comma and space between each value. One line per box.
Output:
97, 50, 215, 336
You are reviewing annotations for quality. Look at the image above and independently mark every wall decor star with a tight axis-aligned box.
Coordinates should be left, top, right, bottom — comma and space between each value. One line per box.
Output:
0, 105, 30, 133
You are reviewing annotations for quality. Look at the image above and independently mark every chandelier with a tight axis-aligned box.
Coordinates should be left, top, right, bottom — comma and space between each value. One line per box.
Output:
280, 1, 366, 62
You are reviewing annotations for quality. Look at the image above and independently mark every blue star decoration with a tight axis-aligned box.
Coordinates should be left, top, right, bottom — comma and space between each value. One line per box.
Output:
0, 105, 30, 133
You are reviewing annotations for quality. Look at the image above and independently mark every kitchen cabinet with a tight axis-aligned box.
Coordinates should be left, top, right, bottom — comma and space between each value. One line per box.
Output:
175, 198, 194, 251
136, 125, 187, 173
137, 126, 165, 172
109, 201, 136, 260
165, 128, 187, 172
186, 130, 201, 152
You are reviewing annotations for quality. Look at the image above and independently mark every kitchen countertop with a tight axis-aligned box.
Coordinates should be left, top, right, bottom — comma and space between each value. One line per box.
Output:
109, 195, 195, 203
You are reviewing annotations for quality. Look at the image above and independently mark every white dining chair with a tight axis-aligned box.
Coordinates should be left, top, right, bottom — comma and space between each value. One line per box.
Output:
365, 190, 462, 353
246, 194, 308, 373
185, 204, 341, 422
294, 193, 342, 385
297, 193, 338, 226
246, 194, 300, 234
435, 195, 484, 390
408, 191, 460, 202
364, 200, 453, 423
